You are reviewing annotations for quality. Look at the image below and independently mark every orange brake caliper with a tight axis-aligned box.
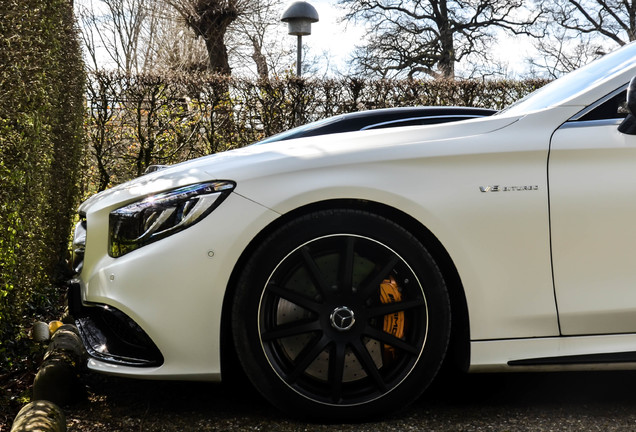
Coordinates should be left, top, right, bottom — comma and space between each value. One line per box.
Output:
380, 275, 404, 362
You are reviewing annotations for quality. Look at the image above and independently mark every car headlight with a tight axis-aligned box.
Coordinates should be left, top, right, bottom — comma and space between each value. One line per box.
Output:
108, 181, 235, 258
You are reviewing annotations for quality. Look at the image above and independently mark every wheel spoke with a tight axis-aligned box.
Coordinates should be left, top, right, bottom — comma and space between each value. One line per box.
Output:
301, 246, 331, 299
261, 320, 321, 342
351, 339, 388, 393
364, 326, 420, 355
267, 283, 321, 313
287, 335, 331, 383
328, 342, 347, 403
339, 237, 356, 294
360, 254, 400, 300
367, 298, 426, 318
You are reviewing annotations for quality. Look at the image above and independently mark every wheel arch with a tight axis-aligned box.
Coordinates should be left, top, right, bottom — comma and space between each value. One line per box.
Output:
219, 198, 470, 381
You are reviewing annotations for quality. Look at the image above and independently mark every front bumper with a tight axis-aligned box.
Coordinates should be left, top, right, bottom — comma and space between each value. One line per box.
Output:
68, 281, 163, 367
67, 191, 280, 381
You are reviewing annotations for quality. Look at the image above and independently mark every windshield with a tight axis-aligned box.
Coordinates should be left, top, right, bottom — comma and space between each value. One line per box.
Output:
501, 42, 636, 116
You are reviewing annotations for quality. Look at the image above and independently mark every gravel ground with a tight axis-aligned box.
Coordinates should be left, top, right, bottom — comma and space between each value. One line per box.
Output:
36, 369, 636, 431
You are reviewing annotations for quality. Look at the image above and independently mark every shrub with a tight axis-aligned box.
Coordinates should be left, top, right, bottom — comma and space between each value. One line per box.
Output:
0, 0, 85, 376
84, 72, 549, 191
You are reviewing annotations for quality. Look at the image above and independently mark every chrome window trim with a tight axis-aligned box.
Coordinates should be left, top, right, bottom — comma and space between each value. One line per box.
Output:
559, 118, 622, 130
568, 84, 627, 121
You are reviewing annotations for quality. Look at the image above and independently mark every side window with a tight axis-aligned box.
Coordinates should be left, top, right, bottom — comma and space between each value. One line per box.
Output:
365, 118, 434, 130
365, 116, 478, 131
578, 90, 628, 121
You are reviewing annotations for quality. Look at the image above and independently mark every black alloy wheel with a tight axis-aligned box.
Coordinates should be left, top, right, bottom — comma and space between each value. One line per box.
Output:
232, 209, 450, 421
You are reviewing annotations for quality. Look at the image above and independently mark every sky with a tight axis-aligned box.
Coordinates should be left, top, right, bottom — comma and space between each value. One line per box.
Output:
77, 0, 537, 78
289, 0, 367, 74
279, 0, 535, 78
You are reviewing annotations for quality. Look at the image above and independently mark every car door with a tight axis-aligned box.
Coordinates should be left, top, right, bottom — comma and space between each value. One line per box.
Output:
549, 85, 636, 335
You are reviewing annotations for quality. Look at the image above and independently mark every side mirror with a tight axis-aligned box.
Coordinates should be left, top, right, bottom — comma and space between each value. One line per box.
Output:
618, 76, 636, 134
627, 76, 636, 115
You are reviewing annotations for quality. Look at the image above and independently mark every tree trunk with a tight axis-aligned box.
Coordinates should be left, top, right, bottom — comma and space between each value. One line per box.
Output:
182, 0, 238, 75
201, 22, 232, 75
437, 0, 455, 78
251, 37, 269, 79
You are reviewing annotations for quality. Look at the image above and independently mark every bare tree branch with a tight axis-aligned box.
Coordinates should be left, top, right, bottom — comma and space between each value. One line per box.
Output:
164, 0, 246, 75
77, 0, 292, 77
75, 0, 161, 73
532, 0, 636, 77
340, 0, 544, 79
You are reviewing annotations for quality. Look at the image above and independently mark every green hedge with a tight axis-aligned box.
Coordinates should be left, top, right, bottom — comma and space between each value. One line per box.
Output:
0, 0, 85, 374
85, 72, 549, 190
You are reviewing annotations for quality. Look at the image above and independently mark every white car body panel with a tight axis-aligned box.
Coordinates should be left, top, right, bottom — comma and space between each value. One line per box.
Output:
80, 193, 279, 379
551, 120, 636, 335
225, 111, 564, 341
74, 42, 636, 383
81, 111, 557, 378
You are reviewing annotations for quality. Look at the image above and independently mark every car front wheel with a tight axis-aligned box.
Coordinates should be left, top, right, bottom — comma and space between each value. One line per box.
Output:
232, 209, 450, 421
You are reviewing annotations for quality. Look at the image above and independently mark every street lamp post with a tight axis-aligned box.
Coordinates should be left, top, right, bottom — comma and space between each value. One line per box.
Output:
281, 1, 319, 76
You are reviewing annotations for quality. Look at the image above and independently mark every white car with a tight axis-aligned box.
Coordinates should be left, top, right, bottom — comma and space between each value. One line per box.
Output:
69, 42, 636, 421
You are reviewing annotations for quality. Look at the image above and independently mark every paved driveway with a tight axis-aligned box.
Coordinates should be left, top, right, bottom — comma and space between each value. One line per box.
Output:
65, 370, 636, 431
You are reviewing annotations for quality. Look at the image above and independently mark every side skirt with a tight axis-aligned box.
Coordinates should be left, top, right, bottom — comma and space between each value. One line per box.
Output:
470, 333, 636, 372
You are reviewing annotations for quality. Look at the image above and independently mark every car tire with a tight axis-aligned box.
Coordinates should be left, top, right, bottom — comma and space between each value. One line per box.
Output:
232, 209, 450, 421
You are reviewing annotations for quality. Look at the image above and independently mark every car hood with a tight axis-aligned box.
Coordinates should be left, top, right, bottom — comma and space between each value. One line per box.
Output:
79, 114, 521, 214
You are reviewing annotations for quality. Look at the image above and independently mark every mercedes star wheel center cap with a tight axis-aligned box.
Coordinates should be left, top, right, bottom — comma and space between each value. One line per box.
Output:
330, 306, 356, 331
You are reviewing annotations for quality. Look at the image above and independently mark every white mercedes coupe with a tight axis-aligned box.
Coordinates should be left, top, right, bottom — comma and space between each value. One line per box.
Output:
68, 42, 636, 421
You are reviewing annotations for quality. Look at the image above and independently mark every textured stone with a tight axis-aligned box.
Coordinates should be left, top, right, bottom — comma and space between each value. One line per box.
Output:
10, 400, 66, 432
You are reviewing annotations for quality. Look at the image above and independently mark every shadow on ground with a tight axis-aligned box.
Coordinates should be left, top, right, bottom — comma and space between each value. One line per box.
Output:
59, 369, 636, 431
